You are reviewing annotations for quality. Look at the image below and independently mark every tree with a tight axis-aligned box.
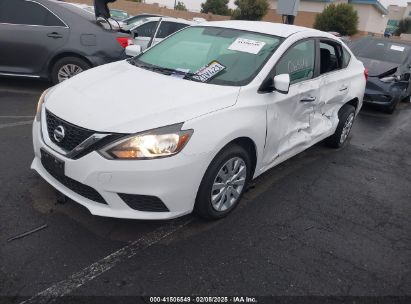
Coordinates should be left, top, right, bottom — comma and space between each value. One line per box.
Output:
232, 0, 269, 21
175, 1, 187, 11
201, 0, 231, 16
314, 3, 358, 36
395, 18, 411, 36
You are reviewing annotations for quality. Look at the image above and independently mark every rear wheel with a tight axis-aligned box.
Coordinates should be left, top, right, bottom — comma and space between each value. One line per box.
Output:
325, 104, 356, 148
51, 56, 91, 84
194, 144, 251, 220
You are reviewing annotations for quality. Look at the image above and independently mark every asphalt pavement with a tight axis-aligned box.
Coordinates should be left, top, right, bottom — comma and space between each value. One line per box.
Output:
0, 78, 410, 302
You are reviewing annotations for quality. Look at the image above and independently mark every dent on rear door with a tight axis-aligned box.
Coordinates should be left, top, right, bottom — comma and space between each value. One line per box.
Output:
312, 69, 351, 137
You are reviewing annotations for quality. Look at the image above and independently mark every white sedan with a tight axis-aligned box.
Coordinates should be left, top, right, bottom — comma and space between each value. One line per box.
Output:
124, 17, 196, 54
32, 21, 366, 220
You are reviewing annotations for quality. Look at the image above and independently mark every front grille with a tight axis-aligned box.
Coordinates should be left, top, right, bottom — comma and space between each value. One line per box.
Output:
118, 193, 169, 212
41, 150, 107, 205
46, 110, 95, 151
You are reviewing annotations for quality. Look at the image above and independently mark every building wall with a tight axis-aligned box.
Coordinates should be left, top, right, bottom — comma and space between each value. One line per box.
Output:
263, 9, 317, 28
270, 0, 327, 13
355, 4, 388, 35
388, 5, 406, 20
69, 0, 230, 21
270, 0, 388, 35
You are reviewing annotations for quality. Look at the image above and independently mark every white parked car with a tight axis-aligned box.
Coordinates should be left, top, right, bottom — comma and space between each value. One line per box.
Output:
32, 21, 366, 220
124, 17, 195, 53
66, 3, 125, 29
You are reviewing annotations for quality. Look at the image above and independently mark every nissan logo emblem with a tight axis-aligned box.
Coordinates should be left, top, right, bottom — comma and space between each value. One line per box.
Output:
53, 125, 65, 142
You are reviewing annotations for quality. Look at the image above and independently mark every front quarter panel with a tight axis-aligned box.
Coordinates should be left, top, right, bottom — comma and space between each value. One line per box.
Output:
182, 86, 267, 180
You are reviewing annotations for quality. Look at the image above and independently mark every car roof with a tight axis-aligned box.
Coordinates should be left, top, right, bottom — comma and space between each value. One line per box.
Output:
354, 36, 411, 47
144, 16, 195, 25
200, 20, 315, 38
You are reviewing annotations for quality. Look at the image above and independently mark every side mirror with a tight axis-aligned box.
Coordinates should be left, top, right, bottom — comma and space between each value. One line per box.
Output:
125, 45, 142, 57
274, 74, 291, 94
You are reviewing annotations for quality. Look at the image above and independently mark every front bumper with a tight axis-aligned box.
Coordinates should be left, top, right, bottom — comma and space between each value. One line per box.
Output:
31, 118, 208, 220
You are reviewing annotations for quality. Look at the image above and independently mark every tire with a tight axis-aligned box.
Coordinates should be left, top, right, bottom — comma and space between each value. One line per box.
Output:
325, 104, 356, 149
194, 144, 251, 220
51, 56, 91, 84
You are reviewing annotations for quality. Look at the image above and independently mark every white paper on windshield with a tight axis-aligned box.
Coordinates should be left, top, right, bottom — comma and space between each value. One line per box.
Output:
192, 61, 226, 83
390, 45, 405, 52
228, 38, 266, 54
171, 68, 190, 79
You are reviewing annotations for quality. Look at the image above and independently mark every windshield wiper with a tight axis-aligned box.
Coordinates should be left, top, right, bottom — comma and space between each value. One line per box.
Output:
128, 60, 201, 81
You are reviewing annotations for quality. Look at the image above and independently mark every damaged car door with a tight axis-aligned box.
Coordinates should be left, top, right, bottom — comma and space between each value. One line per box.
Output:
263, 39, 319, 166
311, 40, 352, 137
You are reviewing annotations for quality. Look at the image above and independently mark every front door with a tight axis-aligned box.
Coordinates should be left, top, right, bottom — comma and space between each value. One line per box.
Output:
262, 39, 320, 168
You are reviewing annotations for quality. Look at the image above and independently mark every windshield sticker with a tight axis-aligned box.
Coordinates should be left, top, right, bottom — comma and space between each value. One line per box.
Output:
228, 38, 266, 54
171, 68, 191, 79
192, 61, 226, 83
390, 45, 405, 52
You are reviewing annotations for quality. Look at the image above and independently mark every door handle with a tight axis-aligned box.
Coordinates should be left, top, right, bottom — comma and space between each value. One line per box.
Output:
47, 32, 63, 39
300, 96, 316, 103
339, 85, 348, 92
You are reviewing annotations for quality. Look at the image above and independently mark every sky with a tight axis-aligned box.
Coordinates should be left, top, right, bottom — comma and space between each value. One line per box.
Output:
142, 0, 409, 12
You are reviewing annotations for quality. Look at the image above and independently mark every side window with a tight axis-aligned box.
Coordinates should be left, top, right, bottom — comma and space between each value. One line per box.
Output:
44, 10, 65, 27
156, 22, 188, 39
0, 0, 63, 26
135, 21, 158, 38
342, 47, 351, 68
276, 39, 315, 84
319, 41, 343, 74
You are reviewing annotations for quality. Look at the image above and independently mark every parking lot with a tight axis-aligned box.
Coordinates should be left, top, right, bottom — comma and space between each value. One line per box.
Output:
0, 78, 410, 301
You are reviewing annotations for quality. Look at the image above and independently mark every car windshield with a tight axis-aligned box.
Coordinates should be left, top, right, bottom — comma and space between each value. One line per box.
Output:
353, 39, 410, 64
130, 26, 282, 86
123, 18, 152, 31
111, 10, 128, 20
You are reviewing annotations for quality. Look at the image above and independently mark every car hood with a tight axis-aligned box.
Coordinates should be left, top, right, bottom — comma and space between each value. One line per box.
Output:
358, 57, 400, 77
45, 61, 240, 133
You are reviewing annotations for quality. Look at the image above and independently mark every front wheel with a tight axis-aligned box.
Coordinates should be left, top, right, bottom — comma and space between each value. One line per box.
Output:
325, 104, 356, 148
194, 144, 251, 220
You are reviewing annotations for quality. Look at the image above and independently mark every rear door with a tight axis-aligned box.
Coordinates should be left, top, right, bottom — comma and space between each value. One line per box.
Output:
312, 39, 351, 137
0, 0, 69, 76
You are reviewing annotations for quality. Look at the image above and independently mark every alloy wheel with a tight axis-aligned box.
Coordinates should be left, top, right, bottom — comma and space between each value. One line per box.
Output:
211, 157, 247, 212
57, 64, 83, 83
340, 113, 354, 144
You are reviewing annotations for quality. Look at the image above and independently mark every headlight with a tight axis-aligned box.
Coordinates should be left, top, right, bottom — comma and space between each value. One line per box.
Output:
35, 89, 49, 122
99, 124, 193, 160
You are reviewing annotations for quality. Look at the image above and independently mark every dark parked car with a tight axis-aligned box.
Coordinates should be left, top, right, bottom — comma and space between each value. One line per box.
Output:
349, 37, 411, 113
0, 0, 130, 84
